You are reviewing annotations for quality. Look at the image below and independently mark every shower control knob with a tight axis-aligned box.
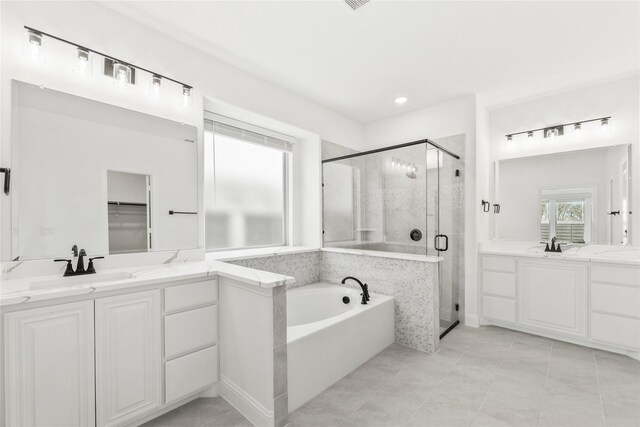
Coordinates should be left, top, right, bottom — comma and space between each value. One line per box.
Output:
410, 229, 423, 242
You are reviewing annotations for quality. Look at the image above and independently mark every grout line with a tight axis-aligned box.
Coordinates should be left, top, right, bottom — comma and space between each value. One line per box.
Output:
536, 341, 554, 427
469, 330, 516, 426
336, 347, 420, 427
593, 350, 607, 427
405, 328, 483, 426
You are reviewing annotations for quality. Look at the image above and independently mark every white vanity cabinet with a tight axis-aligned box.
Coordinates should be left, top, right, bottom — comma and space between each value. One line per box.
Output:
518, 260, 587, 338
3, 278, 220, 427
590, 264, 640, 350
164, 280, 219, 404
481, 253, 640, 356
95, 290, 162, 427
4, 301, 96, 427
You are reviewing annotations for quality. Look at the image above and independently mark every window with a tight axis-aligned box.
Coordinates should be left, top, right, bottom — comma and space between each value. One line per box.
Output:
539, 188, 594, 244
204, 117, 292, 251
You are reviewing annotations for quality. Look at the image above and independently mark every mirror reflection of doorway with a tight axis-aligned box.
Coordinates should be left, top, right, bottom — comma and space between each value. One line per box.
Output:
107, 171, 151, 254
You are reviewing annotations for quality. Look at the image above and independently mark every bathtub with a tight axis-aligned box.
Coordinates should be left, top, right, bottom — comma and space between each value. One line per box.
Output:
287, 283, 395, 412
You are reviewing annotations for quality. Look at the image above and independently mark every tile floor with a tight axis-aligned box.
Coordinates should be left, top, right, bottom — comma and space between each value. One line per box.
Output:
145, 326, 640, 427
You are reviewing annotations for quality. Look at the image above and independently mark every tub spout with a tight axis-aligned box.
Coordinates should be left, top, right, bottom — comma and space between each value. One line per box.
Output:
341, 276, 368, 305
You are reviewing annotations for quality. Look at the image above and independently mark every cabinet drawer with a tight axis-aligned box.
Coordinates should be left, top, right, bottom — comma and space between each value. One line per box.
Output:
165, 346, 218, 404
482, 295, 516, 323
165, 305, 218, 358
482, 271, 516, 298
592, 265, 640, 287
591, 312, 640, 350
592, 283, 640, 318
483, 256, 516, 273
165, 280, 218, 312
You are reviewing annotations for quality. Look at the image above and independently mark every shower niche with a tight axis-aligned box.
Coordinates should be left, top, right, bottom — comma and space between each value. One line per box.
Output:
322, 136, 465, 337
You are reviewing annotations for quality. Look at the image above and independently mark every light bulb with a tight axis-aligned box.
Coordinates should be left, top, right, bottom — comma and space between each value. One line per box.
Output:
76, 48, 89, 75
527, 131, 534, 140
182, 86, 191, 107
394, 97, 407, 105
27, 30, 42, 59
507, 135, 513, 142
601, 118, 609, 132
113, 63, 131, 85
574, 123, 582, 137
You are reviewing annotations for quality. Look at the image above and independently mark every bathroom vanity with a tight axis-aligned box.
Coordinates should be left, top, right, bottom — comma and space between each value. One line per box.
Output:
1, 261, 291, 427
480, 241, 640, 357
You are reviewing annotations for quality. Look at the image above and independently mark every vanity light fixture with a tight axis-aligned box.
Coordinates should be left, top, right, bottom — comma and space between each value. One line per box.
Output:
77, 47, 89, 63
113, 62, 132, 85
505, 116, 611, 143
25, 29, 42, 59
22, 25, 193, 104
27, 29, 42, 46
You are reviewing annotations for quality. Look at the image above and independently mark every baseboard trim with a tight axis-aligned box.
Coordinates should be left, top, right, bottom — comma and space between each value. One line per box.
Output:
465, 313, 480, 328
220, 375, 274, 427
200, 382, 220, 398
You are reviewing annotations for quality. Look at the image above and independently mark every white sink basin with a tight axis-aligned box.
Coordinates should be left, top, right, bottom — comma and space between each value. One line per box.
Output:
30, 272, 133, 290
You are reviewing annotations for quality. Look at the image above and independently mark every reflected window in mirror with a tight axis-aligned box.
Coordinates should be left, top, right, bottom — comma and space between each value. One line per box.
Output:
539, 188, 594, 244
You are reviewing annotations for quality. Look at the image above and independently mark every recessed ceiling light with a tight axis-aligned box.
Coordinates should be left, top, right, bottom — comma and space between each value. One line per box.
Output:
395, 97, 407, 105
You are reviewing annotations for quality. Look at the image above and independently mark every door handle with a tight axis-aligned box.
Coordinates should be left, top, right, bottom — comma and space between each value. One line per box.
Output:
434, 234, 449, 252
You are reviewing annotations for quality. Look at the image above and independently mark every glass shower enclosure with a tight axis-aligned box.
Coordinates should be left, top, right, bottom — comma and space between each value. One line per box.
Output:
322, 139, 463, 338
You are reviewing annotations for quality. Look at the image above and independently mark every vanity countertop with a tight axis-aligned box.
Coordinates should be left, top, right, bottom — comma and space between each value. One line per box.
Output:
0, 260, 295, 307
480, 240, 640, 266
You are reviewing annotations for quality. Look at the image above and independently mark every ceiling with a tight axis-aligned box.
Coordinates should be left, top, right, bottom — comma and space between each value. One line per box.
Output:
105, 1, 639, 123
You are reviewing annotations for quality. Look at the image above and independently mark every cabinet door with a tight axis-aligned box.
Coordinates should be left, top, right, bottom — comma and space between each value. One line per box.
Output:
519, 260, 587, 337
95, 290, 161, 427
4, 301, 95, 427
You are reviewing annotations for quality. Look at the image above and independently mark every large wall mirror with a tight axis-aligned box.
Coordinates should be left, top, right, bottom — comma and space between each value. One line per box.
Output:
7, 81, 199, 261
496, 144, 632, 245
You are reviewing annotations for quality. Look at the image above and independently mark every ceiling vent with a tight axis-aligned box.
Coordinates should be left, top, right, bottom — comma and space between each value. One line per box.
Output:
345, 0, 370, 11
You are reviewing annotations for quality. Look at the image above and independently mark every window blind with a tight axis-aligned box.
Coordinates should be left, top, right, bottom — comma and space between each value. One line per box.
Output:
204, 114, 294, 152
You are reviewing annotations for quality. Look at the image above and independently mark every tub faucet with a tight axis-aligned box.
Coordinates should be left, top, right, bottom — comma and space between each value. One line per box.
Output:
341, 276, 370, 305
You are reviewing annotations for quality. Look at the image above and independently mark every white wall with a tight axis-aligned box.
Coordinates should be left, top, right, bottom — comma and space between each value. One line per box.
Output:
0, 1, 362, 261
488, 75, 640, 244
363, 95, 482, 327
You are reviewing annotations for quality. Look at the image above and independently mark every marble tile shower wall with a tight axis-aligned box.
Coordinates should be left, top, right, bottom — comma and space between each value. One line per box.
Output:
227, 251, 321, 288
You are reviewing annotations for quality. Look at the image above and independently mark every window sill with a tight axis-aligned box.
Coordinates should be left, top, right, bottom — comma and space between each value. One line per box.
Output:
206, 246, 320, 262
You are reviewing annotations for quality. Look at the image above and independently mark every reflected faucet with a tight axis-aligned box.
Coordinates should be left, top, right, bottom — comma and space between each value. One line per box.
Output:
341, 276, 370, 305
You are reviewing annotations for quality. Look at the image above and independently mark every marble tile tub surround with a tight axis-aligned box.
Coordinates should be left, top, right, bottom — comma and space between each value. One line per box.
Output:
227, 250, 322, 288
226, 248, 440, 352
321, 250, 439, 352
481, 240, 640, 265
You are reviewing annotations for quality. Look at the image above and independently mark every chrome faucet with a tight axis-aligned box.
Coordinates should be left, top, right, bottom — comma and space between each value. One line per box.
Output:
54, 245, 104, 277
341, 276, 370, 305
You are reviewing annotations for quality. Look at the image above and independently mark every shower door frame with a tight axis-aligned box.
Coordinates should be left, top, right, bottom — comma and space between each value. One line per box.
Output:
322, 138, 462, 339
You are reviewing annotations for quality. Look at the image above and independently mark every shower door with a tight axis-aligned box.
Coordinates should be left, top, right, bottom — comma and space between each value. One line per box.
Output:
431, 147, 461, 338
